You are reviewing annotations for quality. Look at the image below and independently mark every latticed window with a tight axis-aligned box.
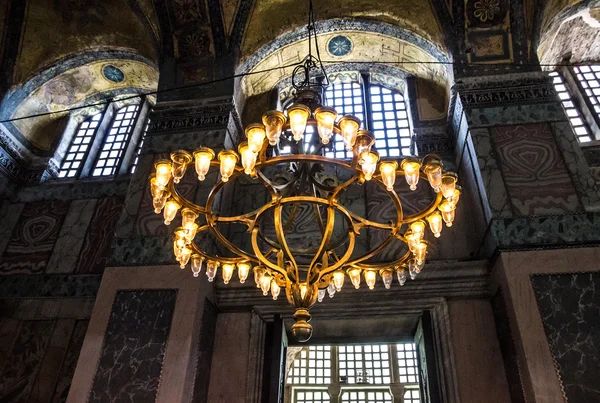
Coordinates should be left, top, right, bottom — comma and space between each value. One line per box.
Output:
550, 72, 592, 142
323, 75, 412, 159
287, 343, 421, 403
58, 113, 103, 178
57, 98, 147, 179
92, 104, 141, 176
573, 65, 600, 118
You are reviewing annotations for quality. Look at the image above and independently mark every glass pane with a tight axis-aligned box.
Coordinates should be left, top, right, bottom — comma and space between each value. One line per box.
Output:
550, 71, 592, 143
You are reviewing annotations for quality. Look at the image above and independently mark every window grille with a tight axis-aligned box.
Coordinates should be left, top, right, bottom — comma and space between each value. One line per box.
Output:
550, 72, 593, 142
92, 104, 141, 176
130, 121, 149, 174
573, 65, 600, 118
325, 81, 366, 159
58, 113, 103, 178
341, 390, 393, 403
295, 390, 330, 403
338, 344, 392, 384
369, 85, 411, 157
287, 345, 332, 385
396, 343, 419, 384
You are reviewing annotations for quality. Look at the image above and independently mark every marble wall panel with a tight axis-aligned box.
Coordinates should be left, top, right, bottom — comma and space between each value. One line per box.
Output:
0, 320, 54, 402
531, 273, 600, 403
0, 202, 24, 256
191, 300, 218, 403
550, 122, 600, 211
14, 178, 130, 203
0, 275, 101, 299
88, 289, 177, 403
46, 199, 97, 274
0, 200, 71, 274
491, 123, 581, 216
75, 197, 124, 274
109, 236, 174, 266
51, 320, 88, 403
467, 103, 566, 127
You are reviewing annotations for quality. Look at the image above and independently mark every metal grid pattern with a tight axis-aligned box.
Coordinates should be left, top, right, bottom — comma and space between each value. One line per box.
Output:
341, 390, 393, 403
550, 72, 592, 142
338, 344, 392, 385
369, 85, 411, 157
324, 82, 366, 159
287, 345, 332, 385
396, 343, 419, 384
93, 104, 140, 176
294, 390, 330, 403
573, 65, 600, 119
403, 388, 421, 403
58, 113, 103, 178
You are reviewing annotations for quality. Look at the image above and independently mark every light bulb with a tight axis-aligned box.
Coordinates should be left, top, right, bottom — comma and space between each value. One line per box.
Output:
327, 280, 336, 298
401, 158, 421, 191
261, 272, 272, 296
349, 268, 362, 289
338, 115, 361, 151
414, 242, 428, 265
271, 281, 281, 300
193, 147, 214, 181
222, 263, 235, 284
427, 211, 443, 238
262, 110, 286, 145
170, 150, 192, 184
299, 283, 308, 300
441, 172, 458, 199
163, 200, 181, 225
218, 150, 238, 182
448, 186, 462, 207
237, 262, 251, 283
253, 266, 265, 288
314, 107, 337, 144
379, 161, 398, 191
318, 288, 326, 302
154, 160, 172, 187
423, 156, 443, 192
238, 142, 257, 175
178, 247, 192, 269
439, 201, 456, 227
287, 104, 311, 141
364, 270, 377, 290
206, 260, 219, 282
333, 270, 345, 292
360, 150, 379, 181
410, 220, 426, 241
355, 130, 374, 162
191, 255, 204, 277
397, 267, 407, 286
150, 176, 164, 200
381, 269, 393, 289
245, 124, 266, 153
153, 192, 169, 214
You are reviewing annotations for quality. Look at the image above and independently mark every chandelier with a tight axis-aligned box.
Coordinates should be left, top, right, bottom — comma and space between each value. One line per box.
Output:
148, 1, 461, 342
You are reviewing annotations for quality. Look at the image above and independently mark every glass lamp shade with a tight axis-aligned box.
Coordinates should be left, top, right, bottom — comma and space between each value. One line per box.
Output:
349, 268, 362, 289
218, 150, 239, 182
333, 270, 345, 292
183, 222, 198, 244
364, 270, 377, 290
262, 111, 286, 145
150, 176, 164, 200
222, 263, 235, 284
245, 124, 266, 153
448, 185, 462, 207
238, 142, 257, 175
441, 172, 458, 199
327, 280, 336, 298
174, 227, 187, 250
163, 200, 181, 225
154, 160, 173, 187
318, 288, 326, 302
314, 107, 338, 144
410, 220, 426, 240
414, 241, 428, 265
401, 158, 421, 191
287, 104, 311, 141
178, 247, 192, 269
181, 208, 198, 228
379, 161, 398, 191
380, 269, 393, 289
360, 150, 380, 181
423, 156, 443, 192
271, 281, 281, 300
237, 262, 251, 283
253, 266, 265, 288
355, 130, 375, 162
397, 267, 407, 286
191, 255, 204, 277
409, 260, 418, 280
206, 260, 219, 282
338, 115, 361, 150
439, 201, 456, 227
260, 272, 272, 296
170, 150, 192, 184
193, 147, 215, 181
153, 192, 169, 214
427, 211, 443, 238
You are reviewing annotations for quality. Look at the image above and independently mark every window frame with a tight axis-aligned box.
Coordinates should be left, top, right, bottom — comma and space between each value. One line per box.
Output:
55, 95, 150, 179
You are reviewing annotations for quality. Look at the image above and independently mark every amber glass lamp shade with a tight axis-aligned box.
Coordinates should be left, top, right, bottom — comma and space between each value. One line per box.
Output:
287, 104, 311, 141
262, 110, 286, 145
314, 107, 338, 144
193, 147, 215, 181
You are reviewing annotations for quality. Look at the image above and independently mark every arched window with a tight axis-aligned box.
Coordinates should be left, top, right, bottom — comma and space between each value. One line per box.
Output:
286, 343, 421, 403
323, 74, 412, 159
57, 97, 149, 178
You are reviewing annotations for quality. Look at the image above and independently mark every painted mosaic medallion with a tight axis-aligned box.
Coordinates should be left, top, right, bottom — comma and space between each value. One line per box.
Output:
327, 35, 352, 57
102, 65, 125, 83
